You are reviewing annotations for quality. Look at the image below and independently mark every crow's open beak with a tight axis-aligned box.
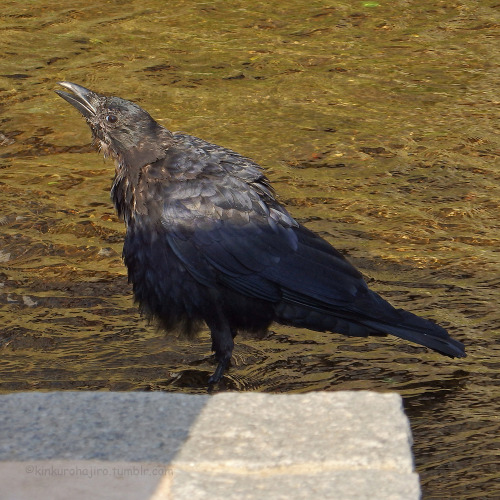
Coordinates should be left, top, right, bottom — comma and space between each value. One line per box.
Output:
55, 82, 98, 119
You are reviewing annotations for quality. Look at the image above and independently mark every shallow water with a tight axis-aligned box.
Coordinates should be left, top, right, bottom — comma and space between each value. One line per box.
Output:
1, 1, 499, 497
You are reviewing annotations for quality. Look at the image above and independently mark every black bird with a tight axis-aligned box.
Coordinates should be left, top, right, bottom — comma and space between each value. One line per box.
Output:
55, 82, 466, 384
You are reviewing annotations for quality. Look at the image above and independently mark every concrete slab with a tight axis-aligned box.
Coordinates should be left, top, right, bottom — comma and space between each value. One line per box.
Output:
0, 392, 209, 462
173, 392, 414, 472
0, 391, 420, 499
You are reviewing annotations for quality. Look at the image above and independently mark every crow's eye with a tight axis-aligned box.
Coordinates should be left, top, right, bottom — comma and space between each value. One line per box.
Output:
106, 114, 117, 124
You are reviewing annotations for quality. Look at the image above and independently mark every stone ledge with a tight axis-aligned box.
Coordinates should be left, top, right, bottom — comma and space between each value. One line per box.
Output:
0, 391, 420, 499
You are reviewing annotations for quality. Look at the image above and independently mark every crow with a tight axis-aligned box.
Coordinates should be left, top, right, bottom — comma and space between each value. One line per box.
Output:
55, 82, 466, 385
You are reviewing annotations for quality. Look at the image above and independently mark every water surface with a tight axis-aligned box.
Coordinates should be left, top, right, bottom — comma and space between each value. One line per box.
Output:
1, 1, 499, 497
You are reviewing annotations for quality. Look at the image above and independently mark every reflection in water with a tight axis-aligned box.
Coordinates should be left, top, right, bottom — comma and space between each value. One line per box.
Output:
0, 1, 499, 497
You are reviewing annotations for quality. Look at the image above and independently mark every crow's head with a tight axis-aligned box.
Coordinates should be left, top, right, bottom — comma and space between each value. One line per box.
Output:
56, 82, 172, 168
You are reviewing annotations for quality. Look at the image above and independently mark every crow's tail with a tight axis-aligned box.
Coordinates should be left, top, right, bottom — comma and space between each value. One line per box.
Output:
277, 289, 466, 358
362, 305, 466, 358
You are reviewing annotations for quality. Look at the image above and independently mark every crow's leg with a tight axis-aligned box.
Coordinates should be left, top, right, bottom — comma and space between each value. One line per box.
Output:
206, 316, 235, 385
210, 328, 237, 351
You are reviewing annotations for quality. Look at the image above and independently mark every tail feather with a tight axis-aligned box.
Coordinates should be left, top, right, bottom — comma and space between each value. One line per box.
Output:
349, 289, 466, 358
278, 288, 466, 358
362, 308, 466, 358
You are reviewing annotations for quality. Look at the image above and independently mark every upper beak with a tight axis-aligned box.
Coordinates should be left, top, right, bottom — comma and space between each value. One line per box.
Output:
55, 82, 98, 118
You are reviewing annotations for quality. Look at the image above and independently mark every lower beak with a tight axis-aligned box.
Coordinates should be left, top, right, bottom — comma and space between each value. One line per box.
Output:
55, 82, 98, 118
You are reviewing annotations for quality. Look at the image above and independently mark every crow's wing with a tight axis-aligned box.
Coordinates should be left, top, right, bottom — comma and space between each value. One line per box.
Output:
161, 174, 368, 311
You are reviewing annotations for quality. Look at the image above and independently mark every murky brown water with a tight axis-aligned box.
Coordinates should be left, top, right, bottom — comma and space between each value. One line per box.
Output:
1, 1, 499, 497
